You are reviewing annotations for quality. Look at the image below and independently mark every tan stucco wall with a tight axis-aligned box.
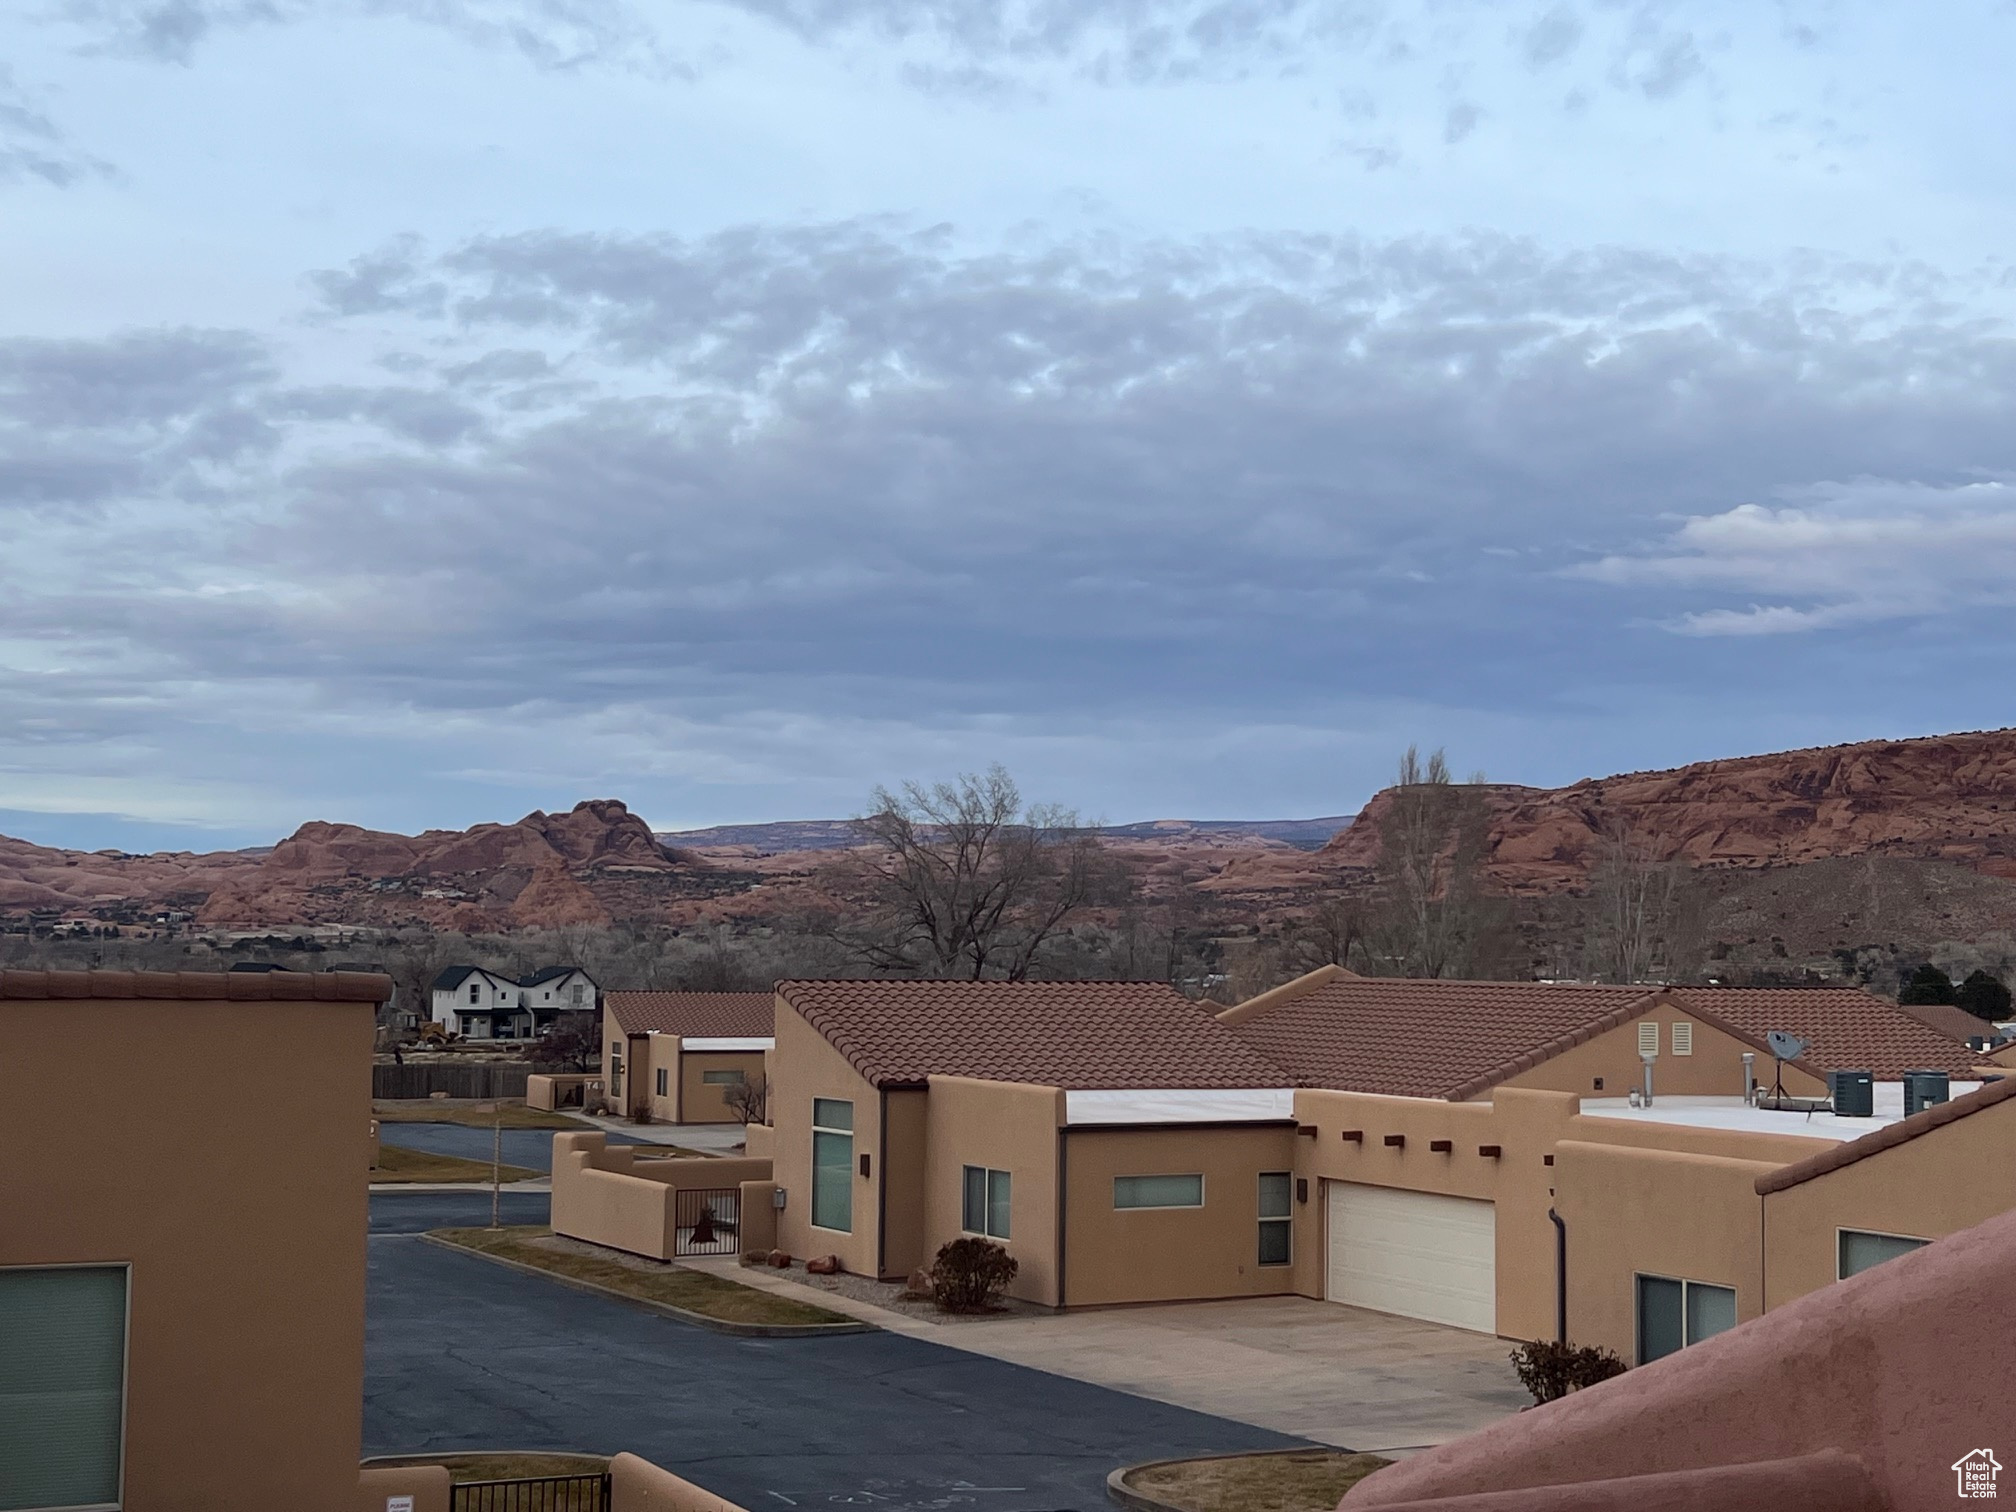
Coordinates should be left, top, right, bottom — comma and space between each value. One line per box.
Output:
551, 1133, 771, 1259
771, 998, 881, 1275
881, 1087, 929, 1279
921, 1076, 1063, 1303
3, 995, 376, 1512
679, 1050, 768, 1124
738, 1181, 778, 1253
1554, 1139, 1779, 1361
1762, 1093, 2016, 1309
609, 1451, 749, 1512
1502, 1002, 1826, 1101
1063, 1123, 1300, 1307
357, 1464, 451, 1512
745, 1122, 775, 1160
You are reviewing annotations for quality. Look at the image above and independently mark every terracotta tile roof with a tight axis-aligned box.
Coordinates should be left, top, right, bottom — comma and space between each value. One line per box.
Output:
0, 969, 390, 1002
1890, 999, 2003, 1047
1676, 988, 1982, 1079
1756, 1074, 2016, 1194
604, 991, 774, 1038
775, 979, 1291, 1090
1219, 974, 1659, 1099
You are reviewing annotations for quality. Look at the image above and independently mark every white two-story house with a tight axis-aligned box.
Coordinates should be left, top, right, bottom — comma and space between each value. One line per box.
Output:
428, 965, 598, 1040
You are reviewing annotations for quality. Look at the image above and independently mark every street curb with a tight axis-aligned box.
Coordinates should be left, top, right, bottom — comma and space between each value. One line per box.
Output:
1106, 1447, 1381, 1512
419, 1231, 876, 1338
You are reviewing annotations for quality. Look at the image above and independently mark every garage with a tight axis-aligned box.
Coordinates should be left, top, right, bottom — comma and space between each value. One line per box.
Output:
1325, 1181, 1496, 1333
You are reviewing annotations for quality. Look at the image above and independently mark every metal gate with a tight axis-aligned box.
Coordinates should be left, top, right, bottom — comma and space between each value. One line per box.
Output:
451, 1472, 610, 1512
674, 1186, 741, 1256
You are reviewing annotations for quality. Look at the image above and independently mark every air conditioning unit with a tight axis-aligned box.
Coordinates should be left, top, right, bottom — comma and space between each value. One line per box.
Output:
1903, 1070, 1950, 1118
1828, 1070, 1874, 1118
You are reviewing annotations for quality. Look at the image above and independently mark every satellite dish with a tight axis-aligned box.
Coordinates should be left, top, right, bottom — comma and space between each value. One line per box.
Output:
1767, 1030, 1808, 1062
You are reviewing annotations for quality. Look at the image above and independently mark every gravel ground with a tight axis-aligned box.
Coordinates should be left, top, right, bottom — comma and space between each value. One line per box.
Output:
747, 1257, 1050, 1324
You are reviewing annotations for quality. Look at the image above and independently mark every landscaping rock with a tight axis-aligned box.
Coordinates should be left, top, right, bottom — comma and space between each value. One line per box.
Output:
806, 1254, 840, 1275
902, 1268, 934, 1299
768, 1249, 791, 1268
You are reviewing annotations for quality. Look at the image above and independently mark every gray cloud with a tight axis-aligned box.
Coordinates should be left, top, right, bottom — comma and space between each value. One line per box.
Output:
0, 65, 112, 185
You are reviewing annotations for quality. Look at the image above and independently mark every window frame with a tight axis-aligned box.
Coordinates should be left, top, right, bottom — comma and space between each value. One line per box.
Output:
655, 1067, 668, 1097
960, 1165, 1012, 1240
701, 1069, 746, 1086
1257, 1171, 1293, 1266
1837, 1227, 1930, 1280
1112, 1173, 1206, 1210
0, 1261, 131, 1512
811, 1098, 855, 1234
1633, 1272, 1736, 1364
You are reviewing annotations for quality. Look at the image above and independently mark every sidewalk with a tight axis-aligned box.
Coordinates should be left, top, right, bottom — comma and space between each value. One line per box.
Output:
682, 1258, 1525, 1455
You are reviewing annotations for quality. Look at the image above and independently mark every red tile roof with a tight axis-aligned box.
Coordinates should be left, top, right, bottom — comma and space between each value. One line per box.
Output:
1879, 999, 1998, 1047
604, 991, 774, 1038
1756, 1074, 2016, 1194
1219, 973, 1982, 1099
1220, 975, 1659, 1099
776, 979, 1291, 1091
1677, 988, 1981, 1079
0, 969, 390, 1002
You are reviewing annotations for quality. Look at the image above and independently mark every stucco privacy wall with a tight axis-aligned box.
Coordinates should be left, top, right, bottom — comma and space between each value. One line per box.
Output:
1064, 1123, 1300, 1307
1290, 1088, 1836, 1341
1344, 1205, 2016, 1510
771, 997, 882, 1276
2, 977, 384, 1512
550, 1132, 771, 1260
357, 1465, 451, 1512
610, 1451, 750, 1512
1500, 999, 1827, 1101
921, 1076, 1063, 1301
1552, 1141, 1779, 1360
1760, 1088, 2016, 1308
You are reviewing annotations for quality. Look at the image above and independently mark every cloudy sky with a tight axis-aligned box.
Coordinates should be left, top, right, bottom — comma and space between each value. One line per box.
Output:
6, 2, 2016, 850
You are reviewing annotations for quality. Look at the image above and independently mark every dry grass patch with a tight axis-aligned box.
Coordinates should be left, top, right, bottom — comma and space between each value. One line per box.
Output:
1126, 1450, 1392, 1512
371, 1145, 541, 1184
431, 1225, 850, 1327
374, 1100, 592, 1130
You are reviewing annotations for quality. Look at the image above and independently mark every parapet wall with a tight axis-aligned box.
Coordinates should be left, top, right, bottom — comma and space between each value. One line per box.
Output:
550, 1132, 771, 1261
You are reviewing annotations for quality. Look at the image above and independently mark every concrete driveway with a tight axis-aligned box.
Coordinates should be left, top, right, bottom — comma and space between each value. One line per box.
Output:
367, 1194, 1296, 1512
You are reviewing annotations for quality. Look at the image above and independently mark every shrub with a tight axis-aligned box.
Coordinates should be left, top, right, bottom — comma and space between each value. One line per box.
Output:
929, 1237, 1018, 1313
1957, 969, 2013, 1023
1900, 963, 1958, 1006
1509, 1339, 1628, 1404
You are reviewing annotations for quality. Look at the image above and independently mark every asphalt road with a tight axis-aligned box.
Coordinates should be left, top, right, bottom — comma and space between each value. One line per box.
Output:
366, 1193, 1299, 1512
373, 1123, 661, 1171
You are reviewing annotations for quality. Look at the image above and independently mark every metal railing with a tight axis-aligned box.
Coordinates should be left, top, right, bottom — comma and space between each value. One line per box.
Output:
451, 1472, 610, 1512
674, 1186, 742, 1256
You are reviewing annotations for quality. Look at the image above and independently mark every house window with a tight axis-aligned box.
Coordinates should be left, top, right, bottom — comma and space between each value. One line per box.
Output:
468, 982, 480, 1003
961, 1166, 1012, 1239
812, 1098, 854, 1233
1258, 1172, 1293, 1265
655, 1068, 669, 1097
1839, 1229, 1928, 1279
610, 1045, 623, 1098
702, 1070, 746, 1086
0, 1265, 128, 1511
570, 983, 585, 1005
1671, 1021, 1694, 1056
1636, 1274, 1736, 1363
1113, 1174, 1204, 1210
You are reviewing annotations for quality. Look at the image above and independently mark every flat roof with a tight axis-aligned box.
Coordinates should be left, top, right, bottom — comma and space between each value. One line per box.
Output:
1580, 1085, 1984, 1143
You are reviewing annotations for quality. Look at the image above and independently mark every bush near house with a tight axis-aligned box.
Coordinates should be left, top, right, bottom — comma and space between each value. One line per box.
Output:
930, 1237, 1018, 1313
1508, 1338, 1628, 1404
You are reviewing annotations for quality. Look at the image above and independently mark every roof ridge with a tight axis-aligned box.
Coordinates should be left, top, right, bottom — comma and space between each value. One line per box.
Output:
1756, 1075, 2016, 1194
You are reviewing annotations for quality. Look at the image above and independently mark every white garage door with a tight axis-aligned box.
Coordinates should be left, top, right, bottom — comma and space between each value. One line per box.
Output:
1325, 1181, 1496, 1333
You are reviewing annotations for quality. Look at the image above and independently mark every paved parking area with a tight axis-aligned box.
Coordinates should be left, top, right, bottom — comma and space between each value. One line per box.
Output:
367, 1194, 1296, 1512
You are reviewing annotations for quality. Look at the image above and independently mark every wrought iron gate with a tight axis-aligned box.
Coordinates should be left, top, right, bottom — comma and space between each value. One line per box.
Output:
674, 1186, 741, 1256
451, 1471, 610, 1511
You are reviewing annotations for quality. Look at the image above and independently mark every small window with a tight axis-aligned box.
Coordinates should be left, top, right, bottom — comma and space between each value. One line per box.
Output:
1671, 1021, 1694, 1056
1635, 1274, 1736, 1363
469, 982, 480, 1003
1258, 1171, 1292, 1265
962, 1166, 1012, 1239
609, 1045, 623, 1098
812, 1099, 855, 1233
702, 1069, 746, 1085
1637, 1021, 1660, 1056
655, 1068, 668, 1097
1114, 1174, 1204, 1209
1839, 1229, 1928, 1279
571, 984, 585, 1005
0, 1265, 128, 1510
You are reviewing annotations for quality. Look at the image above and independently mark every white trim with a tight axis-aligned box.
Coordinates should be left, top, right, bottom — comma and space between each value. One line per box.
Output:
681, 1037, 774, 1052
1065, 1087, 1295, 1125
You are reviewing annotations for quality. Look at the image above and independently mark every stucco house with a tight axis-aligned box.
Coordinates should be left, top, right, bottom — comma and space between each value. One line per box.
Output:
603, 991, 775, 1124
428, 963, 597, 1039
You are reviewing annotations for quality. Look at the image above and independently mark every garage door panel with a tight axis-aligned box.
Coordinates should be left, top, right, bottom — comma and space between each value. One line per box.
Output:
1325, 1181, 1496, 1333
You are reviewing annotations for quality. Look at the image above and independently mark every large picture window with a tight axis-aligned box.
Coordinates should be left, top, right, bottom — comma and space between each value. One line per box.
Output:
961, 1166, 1012, 1239
812, 1098, 854, 1233
0, 1265, 127, 1512
1838, 1229, 1928, 1279
1257, 1172, 1292, 1265
1635, 1274, 1735, 1363
1113, 1174, 1204, 1210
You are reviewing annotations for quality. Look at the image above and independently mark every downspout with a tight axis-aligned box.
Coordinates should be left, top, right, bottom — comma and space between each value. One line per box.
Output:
1549, 1208, 1568, 1343
1055, 1127, 1069, 1310
876, 1088, 889, 1281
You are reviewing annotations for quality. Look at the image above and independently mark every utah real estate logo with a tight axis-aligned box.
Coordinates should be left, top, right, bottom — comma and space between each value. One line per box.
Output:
1954, 1449, 2002, 1499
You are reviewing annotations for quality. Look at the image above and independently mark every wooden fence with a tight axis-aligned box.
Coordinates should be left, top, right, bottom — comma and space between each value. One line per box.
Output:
372, 1062, 576, 1100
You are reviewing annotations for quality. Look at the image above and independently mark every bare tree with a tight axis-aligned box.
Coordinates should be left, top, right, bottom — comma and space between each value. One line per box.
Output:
1586, 819, 1698, 983
724, 1071, 769, 1126
1361, 746, 1502, 977
838, 765, 1108, 980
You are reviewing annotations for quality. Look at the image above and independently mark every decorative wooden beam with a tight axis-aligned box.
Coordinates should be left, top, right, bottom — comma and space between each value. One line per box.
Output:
1341, 1129, 1364, 1143
1430, 1139, 1453, 1153
1477, 1144, 1502, 1158
1383, 1133, 1406, 1148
